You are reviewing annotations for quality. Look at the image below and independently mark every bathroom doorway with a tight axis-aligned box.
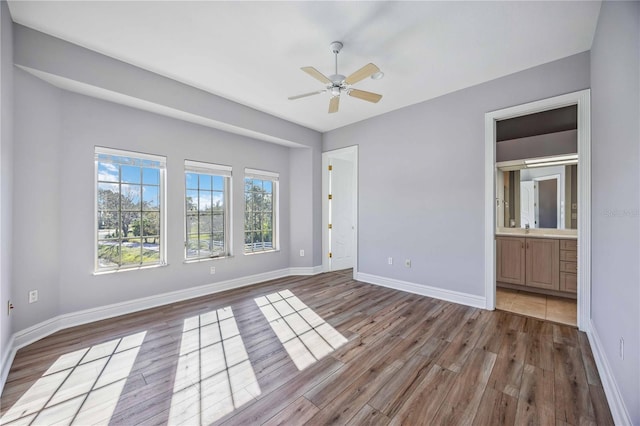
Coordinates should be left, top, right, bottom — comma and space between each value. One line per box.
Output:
484, 90, 591, 330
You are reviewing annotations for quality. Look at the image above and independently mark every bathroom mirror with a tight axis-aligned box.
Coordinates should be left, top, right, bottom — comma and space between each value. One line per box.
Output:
496, 158, 577, 230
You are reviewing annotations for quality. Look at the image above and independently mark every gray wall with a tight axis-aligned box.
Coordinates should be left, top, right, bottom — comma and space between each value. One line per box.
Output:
12, 70, 61, 329
1, 0, 14, 366
9, 68, 303, 331
323, 52, 590, 295
7, 24, 325, 333
590, 1, 640, 422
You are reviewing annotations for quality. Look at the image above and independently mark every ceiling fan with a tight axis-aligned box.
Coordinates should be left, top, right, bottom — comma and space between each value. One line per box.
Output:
289, 41, 383, 114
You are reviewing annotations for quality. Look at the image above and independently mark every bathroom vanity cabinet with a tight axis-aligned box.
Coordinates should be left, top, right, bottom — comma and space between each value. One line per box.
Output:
496, 235, 576, 295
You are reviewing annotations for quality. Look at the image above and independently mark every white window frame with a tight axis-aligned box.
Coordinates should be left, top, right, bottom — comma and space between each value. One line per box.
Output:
94, 147, 167, 273
244, 168, 279, 254
184, 160, 233, 261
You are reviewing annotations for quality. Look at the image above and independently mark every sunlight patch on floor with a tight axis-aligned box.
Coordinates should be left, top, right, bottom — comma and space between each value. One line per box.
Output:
168, 307, 260, 425
0, 331, 146, 425
255, 289, 347, 370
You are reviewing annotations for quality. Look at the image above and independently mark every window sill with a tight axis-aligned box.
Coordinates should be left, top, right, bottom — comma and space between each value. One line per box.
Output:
243, 249, 280, 256
93, 263, 168, 275
183, 256, 233, 264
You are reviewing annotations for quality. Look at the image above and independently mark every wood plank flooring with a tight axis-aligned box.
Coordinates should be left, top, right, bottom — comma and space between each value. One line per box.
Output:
0, 270, 613, 425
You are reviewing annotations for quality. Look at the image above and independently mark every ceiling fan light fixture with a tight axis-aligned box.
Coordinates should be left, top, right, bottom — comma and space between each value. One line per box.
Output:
289, 41, 383, 113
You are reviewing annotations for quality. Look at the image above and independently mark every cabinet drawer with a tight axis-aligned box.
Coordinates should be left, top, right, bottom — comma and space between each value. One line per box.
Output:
560, 261, 577, 273
560, 240, 577, 250
560, 250, 577, 262
560, 272, 577, 293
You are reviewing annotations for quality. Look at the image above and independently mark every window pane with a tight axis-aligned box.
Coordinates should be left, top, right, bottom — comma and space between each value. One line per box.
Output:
98, 240, 120, 268
143, 185, 159, 210
98, 183, 120, 210
198, 191, 212, 212
121, 239, 143, 265
262, 194, 272, 211
142, 212, 160, 237
199, 174, 212, 190
187, 214, 198, 234
186, 173, 198, 190
263, 180, 272, 193
186, 236, 199, 258
122, 211, 140, 239
97, 163, 119, 182
121, 184, 141, 210
212, 233, 224, 253
142, 168, 159, 185
213, 175, 224, 191
142, 243, 160, 263
199, 215, 212, 234
263, 212, 272, 230
212, 191, 224, 211
121, 165, 141, 184
212, 214, 224, 233
245, 179, 254, 192
186, 190, 199, 212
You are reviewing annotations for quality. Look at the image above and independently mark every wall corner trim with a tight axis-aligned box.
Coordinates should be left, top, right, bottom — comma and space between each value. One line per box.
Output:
355, 272, 486, 309
0, 265, 323, 393
587, 320, 632, 425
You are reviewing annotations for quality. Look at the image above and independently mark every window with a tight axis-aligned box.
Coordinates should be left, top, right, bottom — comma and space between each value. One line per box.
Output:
244, 168, 278, 254
95, 147, 165, 271
185, 160, 231, 260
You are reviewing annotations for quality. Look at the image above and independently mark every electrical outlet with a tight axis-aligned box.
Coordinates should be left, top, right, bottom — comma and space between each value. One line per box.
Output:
388, 257, 393, 265
619, 337, 624, 360
300, 250, 305, 257
210, 266, 216, 275
405, 259, 411, 268
28, 290, 38, 304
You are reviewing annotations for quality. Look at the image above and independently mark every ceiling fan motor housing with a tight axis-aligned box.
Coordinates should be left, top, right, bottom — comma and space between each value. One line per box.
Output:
329, 74, 346, 85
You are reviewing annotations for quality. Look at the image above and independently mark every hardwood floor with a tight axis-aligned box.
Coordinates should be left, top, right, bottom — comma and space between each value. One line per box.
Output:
0, 270, 612, 425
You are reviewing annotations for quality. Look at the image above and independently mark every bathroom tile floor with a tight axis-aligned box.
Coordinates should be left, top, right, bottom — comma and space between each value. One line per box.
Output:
496, 287, 577, 326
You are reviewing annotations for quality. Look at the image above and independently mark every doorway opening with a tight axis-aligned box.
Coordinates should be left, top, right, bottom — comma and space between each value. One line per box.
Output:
322, 146, 358, 275
485, 90, 591, 330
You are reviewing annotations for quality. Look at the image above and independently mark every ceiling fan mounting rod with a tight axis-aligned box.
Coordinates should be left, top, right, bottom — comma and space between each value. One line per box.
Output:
330, 41, 343, 81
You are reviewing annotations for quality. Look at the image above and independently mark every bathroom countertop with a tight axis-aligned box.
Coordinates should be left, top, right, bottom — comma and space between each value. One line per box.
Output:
495, 228, 578, 240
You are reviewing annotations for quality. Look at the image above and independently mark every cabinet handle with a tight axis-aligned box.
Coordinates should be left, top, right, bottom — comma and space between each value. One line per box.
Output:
526, 242, 529, 249
521, 243, 524, 249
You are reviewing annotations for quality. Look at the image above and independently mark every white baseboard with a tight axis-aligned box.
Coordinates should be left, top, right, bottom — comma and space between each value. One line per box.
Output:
288, 265, 324, 276
355, 272, 486, 309
587, 320, 632, 425
0, 266, 323, 393
0, 335, 16, 394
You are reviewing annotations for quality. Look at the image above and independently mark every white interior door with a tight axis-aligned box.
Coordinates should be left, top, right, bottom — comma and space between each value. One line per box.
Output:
520, 181, 535, 228
322, 146, 357, 273
328, 157, 355, 271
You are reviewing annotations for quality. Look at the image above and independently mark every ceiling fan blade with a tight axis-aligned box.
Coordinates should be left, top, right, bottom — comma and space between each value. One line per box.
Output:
288, 90, 325, 100
344, 63, 380, 85
301, 66, 332, 84
328, 96, 340, 114
349, 89, 383, 103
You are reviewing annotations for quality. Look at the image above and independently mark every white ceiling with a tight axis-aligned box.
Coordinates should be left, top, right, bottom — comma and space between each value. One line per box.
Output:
8, 1, 601, 133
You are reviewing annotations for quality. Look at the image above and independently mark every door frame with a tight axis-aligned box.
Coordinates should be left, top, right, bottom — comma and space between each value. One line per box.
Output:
322, 145, 358, 277
532, 174, 562, 229
484, 89, 591, 331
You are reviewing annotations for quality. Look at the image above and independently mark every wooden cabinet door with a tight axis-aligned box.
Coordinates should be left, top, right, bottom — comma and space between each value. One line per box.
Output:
525, 238, 560, 290
560, 272, 577, 293
496, 237, 526, 285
